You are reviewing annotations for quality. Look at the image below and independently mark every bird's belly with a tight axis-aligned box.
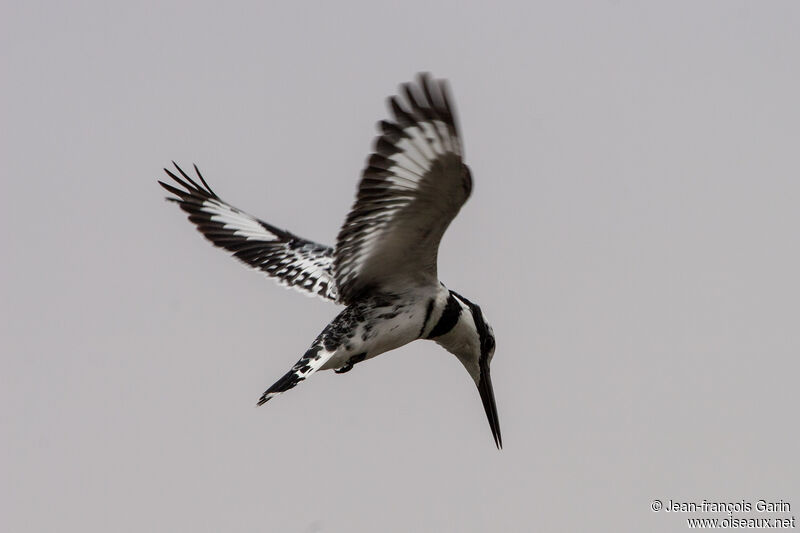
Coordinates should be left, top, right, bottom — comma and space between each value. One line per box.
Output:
321, 310, 423, 371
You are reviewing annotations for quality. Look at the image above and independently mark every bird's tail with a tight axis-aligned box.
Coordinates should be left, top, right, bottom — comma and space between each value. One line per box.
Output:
257, 344, 333, 405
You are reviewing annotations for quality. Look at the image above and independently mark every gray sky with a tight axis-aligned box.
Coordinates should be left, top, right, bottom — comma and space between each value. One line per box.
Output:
2, 1, 798, 532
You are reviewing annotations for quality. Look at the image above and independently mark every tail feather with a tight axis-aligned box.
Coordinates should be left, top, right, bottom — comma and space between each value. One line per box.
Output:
257, 301, 365, 405
257, 345, 332, 405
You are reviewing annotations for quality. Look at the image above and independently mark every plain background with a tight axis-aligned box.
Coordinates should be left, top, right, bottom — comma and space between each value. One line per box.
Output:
2, 1, 798, 532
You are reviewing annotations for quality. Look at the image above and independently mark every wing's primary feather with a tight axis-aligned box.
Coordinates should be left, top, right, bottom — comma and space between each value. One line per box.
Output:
333, 73, 472, 304
159, 163, 339, 302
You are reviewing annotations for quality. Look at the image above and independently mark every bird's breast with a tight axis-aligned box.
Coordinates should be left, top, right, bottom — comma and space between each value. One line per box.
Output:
323, 294, 433, 370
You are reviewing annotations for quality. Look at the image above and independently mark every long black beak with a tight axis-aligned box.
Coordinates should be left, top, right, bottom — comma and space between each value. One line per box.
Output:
478, 361, 502, 449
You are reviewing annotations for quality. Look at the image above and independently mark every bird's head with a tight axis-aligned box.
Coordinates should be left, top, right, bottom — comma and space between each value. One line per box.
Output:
433, 291, 502, 449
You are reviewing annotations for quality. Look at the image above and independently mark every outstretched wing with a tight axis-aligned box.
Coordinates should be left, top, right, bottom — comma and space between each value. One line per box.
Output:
159, 163, 339, 302
334, 73, 472, 304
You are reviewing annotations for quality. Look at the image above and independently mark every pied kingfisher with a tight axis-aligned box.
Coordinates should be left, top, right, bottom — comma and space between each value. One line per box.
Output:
159, 73, 501, 448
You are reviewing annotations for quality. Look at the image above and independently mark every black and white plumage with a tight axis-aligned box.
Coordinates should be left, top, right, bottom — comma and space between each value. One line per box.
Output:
159, 167, 338, 301
159, 73, 501, 448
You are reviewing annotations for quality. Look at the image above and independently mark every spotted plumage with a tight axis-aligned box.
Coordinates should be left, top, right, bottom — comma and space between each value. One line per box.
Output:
160, 73, 502, 448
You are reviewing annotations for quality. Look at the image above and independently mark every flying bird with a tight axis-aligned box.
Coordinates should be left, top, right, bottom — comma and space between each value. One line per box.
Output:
159, 74, 501, 448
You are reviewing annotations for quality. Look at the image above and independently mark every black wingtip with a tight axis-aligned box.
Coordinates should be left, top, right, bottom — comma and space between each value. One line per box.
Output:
160, 162, 219, 201
158, 180, 187, 198
388, 95, 414, 128
162, 167, 196, 193
172, 161, 205, 192
192, 163, 216, 196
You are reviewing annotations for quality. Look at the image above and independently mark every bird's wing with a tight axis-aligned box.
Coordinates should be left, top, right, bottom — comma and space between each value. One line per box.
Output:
159, 163, 339, 302
333, 73, 472, 304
